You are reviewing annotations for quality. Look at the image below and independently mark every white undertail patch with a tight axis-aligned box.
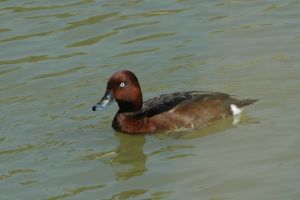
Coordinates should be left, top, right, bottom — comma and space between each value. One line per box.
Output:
230, 104, 241, 116
230, 104, 241, 125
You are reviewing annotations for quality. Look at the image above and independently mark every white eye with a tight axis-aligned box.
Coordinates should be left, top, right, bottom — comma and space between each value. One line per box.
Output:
120, 82, 125, 88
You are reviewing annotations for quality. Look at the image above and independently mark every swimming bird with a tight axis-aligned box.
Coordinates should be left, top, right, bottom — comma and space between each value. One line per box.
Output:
92, 70, 256, 134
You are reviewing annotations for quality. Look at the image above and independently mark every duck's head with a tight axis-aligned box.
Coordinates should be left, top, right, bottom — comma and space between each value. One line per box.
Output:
92, 70, 143, 113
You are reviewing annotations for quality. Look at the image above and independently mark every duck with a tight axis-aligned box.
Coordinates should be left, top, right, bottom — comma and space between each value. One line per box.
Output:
92, 70, 256, 134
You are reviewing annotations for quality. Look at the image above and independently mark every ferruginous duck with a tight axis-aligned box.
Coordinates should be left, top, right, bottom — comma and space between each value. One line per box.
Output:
92, 70, 256, 134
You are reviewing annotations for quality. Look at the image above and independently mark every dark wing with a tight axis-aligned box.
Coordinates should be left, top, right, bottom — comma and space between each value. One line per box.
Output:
135, 91, 231, 118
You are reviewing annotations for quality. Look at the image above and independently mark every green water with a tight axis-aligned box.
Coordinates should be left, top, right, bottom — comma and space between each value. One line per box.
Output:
1, 0, 300, 199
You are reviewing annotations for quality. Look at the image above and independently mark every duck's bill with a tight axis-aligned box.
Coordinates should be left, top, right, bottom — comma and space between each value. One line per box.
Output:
92, 91, 115, 111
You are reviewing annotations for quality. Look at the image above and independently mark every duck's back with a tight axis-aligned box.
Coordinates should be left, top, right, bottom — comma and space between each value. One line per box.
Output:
142, 91, 253, 115
137, 91, 256, 131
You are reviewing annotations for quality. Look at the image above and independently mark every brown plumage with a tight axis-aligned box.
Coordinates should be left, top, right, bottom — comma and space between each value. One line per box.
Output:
92, 70, 257, 134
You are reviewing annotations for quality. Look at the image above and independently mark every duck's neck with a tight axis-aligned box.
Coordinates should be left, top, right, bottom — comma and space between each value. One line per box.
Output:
117, 83, 143, 113
117, 99, 143, 113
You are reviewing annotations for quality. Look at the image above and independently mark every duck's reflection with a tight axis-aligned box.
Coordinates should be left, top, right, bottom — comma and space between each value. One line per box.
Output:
179, 113, 259, 139
93, 113, 259, 181
110, 133, 147, 181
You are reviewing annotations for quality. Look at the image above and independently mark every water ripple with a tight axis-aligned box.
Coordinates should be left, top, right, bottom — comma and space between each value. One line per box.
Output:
0, 168, 36, 181
65, 12, 120, 30
30, 66, 87, 80
0, 29, 59, 43
43, 184, 105, 200
0, 137, 5, 143
103, 0, 143, 7
81, 150, 117, 161
0, 140, 70, 156
122, 32, 176, 44
114, 21, 160, 31
66, 31, 118, 47
25, 12, 76, 20
107, 189, 147, 200
149, 145, 195, 156
0, 12, 119, 44
1, 94, 35, 103
0, 67, 21, 76
166, 153, 195, 159
171, 54, 195, 61
112, 47, 160, 57
0, 1, 93, 13
209, 23, 272, 37
0, 28, 11, 32
135, 8, 190, 17
0, 52, 85, 65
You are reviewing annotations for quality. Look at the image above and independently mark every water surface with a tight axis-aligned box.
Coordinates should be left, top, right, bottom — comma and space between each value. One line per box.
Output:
1, 0, 300, 199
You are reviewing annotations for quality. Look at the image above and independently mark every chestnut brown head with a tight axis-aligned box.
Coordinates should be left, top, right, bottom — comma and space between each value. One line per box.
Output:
92, 70, 143, 112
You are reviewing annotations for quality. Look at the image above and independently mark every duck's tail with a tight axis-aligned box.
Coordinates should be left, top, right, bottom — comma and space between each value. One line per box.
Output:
224, 97, 258, 109
235, 98, 258, 107
227, 98, 257, 116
